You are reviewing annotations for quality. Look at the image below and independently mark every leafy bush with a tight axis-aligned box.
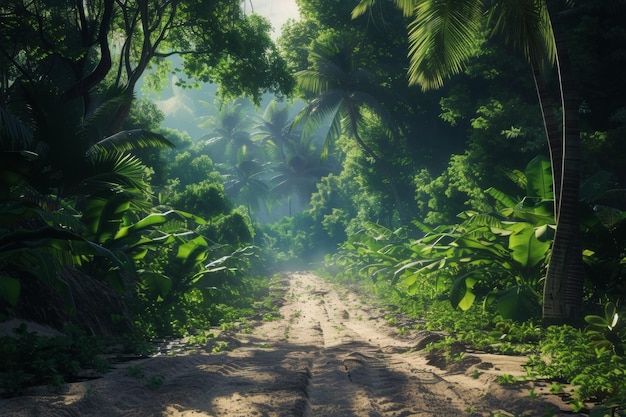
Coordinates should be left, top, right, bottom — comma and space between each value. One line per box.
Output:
0, 324, 109, 397
528, 324, 626, 412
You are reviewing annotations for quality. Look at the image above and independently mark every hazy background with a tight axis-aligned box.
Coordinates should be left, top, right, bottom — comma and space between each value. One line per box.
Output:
139, 0, 301, 139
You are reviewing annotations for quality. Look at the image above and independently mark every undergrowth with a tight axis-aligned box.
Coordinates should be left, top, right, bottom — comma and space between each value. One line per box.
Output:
0, 273, 280, 398
0, 324, 110, 397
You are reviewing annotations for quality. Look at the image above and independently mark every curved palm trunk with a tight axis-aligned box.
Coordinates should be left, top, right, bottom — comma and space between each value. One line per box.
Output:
541, 1, 584, 326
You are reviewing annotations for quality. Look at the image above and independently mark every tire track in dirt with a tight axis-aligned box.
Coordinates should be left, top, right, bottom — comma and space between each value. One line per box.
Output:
284, 273, 465, 416
0, 272, 583, 417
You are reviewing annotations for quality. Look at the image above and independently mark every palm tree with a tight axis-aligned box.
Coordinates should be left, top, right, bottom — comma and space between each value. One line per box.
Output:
270, 135, 333, 216
353, 0, 583, 325
198, 98, 256, 167
252, 99, 297, 162
20, 85, 173, 205
292, 36, 406, 222
251, 100, 331, 216
223, 160, 271, 218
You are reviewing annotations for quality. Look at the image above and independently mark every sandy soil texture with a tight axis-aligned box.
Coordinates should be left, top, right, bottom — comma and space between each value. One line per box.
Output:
0, 272, 584, 416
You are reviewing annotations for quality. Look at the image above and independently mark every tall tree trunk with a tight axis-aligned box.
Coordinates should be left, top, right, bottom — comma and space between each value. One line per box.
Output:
542, 0, 584, 326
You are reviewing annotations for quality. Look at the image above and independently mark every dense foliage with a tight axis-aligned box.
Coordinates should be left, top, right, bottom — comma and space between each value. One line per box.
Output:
0, 0, 292, 346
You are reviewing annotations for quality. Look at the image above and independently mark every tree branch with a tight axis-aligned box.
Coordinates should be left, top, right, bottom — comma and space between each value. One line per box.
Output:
62, 0, 115, 102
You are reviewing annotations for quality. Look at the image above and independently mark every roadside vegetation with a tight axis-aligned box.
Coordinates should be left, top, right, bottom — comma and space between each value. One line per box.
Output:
1, 0, 626, 415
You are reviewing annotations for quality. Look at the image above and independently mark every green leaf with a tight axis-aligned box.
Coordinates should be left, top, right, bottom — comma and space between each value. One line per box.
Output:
176, 236, 208, 260
114, 212, 170, 239
407, 0, 483, 89
0, 275, 21, 306
140, 271, 172, 297
450, 275, 477, 311
83, 195, 132, 242
584, 315, 608, 326
508, 223, 550, 269
604, 302, 617, 323
90, 129, 174, 156
486, 187, 518, 209
496, 285, 538, 321
525, 155, 553, 200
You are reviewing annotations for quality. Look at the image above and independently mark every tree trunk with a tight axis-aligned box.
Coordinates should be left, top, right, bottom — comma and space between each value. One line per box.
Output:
542, 0, 584, 326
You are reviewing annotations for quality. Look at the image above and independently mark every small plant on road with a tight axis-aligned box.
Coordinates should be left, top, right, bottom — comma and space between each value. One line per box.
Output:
212, 341, 231, 353
147, 375, 165, 390
496, 374, 518, 385
263, 312, 283, 322
126, 365, 144, 378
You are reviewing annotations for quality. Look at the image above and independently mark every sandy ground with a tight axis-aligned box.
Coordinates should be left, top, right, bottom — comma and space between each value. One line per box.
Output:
0, 272, 585, 417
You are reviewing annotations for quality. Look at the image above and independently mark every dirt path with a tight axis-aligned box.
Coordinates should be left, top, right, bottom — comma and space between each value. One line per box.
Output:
0, 272, 583, 416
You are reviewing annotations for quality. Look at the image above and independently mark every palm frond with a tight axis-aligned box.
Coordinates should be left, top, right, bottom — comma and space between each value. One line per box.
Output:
0, 106, 33, 150
292, 92, 342, 136
353, 0, 416, 18
503, 168, 528, 190
407, 0, 483, 90
352, 0, 378, 18
83, 87, 134, 134
488, 0, 555, 68
88, 129, 174, 156
296, 69, 332, 95
82, 151, 152, 198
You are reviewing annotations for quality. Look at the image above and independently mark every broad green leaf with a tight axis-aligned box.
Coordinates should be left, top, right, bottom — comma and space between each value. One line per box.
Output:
400, 273, 418, 288
525, 155, 553, 200
450, 275, 477, 311
83, 195, 131, 242
170, 209, 207, 225
584, 315, 607, 326
177, 236, 208, 260
129, 247, 149, 260
496, 285, 539, 321
605, 302, 617, 323
115, 212, 170, 239
141, 271, 172, 297
406, 281, 420, 295
0, 275, 20, 306
508, 224, 550, 269
486, 187, 518, 209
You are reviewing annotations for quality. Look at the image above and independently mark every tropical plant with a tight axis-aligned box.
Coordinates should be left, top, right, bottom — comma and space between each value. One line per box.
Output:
353, 0, 584, 325
329, 155, 556, 321
330, 222, 414, 287
529, 325, 626, 414
584, 302, 625, 356
0, 93, 172, 318
0, 200, 129, 318
0, 323, 109, 397
134, 230, 259, 336
252, 99, 300, 162
269, 135, 332, 216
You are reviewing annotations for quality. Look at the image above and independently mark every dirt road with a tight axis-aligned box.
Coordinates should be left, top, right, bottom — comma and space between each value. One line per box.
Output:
0, 272, 582, 416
